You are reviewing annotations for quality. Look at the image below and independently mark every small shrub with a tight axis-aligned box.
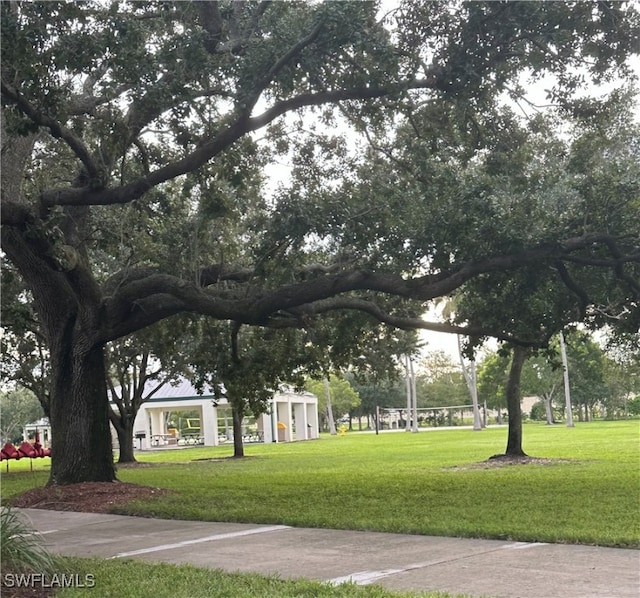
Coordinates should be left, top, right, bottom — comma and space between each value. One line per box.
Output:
628, 396, 640, 416
530, 401, 547, 421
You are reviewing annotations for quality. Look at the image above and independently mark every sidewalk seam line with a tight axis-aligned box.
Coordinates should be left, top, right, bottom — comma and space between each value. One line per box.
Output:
111, 525, 291, 558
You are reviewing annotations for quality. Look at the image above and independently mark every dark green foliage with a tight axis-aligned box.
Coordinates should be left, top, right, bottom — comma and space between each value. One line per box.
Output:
628, 396, 640, 416
2, 1, 638, 483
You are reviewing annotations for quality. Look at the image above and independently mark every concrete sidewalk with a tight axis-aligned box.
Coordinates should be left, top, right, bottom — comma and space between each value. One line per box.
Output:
18, 508, 640, 598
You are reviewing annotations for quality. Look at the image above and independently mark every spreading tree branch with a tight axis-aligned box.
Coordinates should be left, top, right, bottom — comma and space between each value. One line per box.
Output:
1, 79, 102, 182
99, 232, 634, 344
197, 0, 224, 55
276, 296, 547, 347
37, 76, 441, 209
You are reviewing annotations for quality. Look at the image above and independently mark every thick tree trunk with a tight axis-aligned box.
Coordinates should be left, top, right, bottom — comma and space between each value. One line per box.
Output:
112, 416, 137, 464
2, 206, 116, 484
231, 401, 245, 458
504, 345, 528, 457
48, 344, 116, 485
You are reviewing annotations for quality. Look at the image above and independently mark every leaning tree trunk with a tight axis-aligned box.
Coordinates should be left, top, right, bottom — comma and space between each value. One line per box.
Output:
543, 393, 555, 425
231, 401, 245, 458
48, 342, 116, 485
504, 345, 528, 457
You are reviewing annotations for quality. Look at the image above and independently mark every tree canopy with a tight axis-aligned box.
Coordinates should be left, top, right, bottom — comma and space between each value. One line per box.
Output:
4, 1, 638, 339
2, 0, 639, 484
417, 350, 468, 408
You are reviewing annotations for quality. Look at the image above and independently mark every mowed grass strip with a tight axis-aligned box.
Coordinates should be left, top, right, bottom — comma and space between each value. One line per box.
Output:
49, 558, 463, 598
2, 421, 639, 547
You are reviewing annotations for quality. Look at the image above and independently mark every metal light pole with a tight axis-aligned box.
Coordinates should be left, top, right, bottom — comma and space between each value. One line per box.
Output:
324, 377, 337, 435
559, 331, 574, 428
405, 355, 411, 431
458, 336, 482, 431
410, 356, 419, 433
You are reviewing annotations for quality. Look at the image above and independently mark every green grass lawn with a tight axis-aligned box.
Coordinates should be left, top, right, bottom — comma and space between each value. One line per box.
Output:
3, 420, 638, 547
46, 558, 461, 598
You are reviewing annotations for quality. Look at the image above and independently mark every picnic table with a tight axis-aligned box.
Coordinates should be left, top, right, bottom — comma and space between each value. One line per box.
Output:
179, 434, 204, 445
150, 434, 176, 447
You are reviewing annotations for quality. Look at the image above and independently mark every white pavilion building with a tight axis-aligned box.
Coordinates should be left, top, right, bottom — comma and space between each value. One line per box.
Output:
111, 377, 319, 450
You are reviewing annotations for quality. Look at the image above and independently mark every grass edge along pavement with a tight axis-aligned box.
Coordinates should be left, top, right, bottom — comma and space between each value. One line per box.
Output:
2, 421, 639, 549
27, 557, 469, 598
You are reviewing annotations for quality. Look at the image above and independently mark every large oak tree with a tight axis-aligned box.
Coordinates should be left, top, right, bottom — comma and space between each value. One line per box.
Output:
2, 1, 638, 484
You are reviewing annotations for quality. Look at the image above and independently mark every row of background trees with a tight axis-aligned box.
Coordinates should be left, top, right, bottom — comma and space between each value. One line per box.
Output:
341, 331, 640, 429
4, 327, 638, 453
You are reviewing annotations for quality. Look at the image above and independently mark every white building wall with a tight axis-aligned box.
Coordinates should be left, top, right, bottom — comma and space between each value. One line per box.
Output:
306, 403, 319, 439
258, 411, 275, 443
277, 399, 293, 442
293, 402, 307, 440
201, 401, 217, 446
119, 380, 318, 448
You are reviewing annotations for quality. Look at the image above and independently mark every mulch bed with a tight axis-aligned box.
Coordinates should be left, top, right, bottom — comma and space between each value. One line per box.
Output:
9, 481, 168, 514
447, 455, 574, 470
